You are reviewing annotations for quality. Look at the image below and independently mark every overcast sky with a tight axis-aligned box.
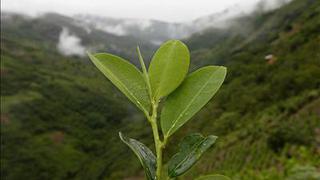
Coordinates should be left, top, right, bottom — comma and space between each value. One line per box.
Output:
2, 0, 264, 22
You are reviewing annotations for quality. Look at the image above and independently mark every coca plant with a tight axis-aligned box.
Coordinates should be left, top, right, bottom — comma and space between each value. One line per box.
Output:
88, 40, 229, 180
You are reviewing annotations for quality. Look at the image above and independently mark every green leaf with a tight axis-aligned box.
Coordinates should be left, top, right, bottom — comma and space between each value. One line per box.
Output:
137, 46, 152, 99
161, 66, 226, 137
119, 132, 156, 180
148, 40, 190, 100
195, 174, 231, 180
168, 133, 217, 177
88, 52, 150, 115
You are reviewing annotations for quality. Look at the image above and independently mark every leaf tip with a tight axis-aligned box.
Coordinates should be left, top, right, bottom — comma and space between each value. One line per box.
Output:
217, 66, 227, 78
209, 135, 218, 142
220, 66, 227, 71
119, 132, 124, 140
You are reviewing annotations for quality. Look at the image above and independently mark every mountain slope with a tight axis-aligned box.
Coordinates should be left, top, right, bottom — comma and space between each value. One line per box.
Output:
1, 12, 156, 62
1, 0, 320, 179
1, 25, 155, 179
179, 0, 320, 178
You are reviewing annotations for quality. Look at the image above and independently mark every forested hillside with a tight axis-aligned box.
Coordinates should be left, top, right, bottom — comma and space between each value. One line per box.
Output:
1, 0, 320, 179
181, 0, 320, 179
1, 12, 156, 62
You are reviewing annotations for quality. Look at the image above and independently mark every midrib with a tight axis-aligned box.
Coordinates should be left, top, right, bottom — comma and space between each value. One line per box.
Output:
155, 42, 177, 98
166, 70, 216, 136
94, 59, 147, 114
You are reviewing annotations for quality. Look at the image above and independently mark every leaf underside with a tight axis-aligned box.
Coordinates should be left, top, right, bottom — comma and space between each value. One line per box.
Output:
148, 40, 190, 100
119, 132, 156, 180
161, 66, 227, 137
88, 52, 150, 114
168, 133, 217, 177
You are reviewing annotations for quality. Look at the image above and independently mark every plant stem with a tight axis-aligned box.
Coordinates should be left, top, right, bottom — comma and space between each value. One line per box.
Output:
138, 46, 165, 179
149, 100, 164, 180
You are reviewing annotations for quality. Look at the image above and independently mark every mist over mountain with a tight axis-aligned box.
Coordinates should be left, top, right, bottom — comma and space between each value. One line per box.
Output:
72, 0, 293, 44
1, 11, 157, 62
2, 0, 319, 179
57, 27, 86, 56
73, 14, 191, 45
1, 0, 293, 51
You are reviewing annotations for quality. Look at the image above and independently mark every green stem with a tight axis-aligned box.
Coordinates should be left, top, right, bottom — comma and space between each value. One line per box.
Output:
138, 47, 167, 179
149, 100, 164, 180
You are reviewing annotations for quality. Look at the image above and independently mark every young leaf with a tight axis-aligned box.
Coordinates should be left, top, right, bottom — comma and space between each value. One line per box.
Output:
195, 174, 231, 180
161, 66, 227, 137
88, 52, 150, 115
137, 46, 152, 99
148, 40, 190, 100
119, 132, 156, 180
168, 133, 217, 177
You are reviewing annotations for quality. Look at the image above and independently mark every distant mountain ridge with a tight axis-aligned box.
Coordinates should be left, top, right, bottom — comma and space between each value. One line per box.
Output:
1, 0, 292, 49
74, 14, 191, 45
73, 0, 292, 44
73, 9, 247, 44
1, 12, 156, 61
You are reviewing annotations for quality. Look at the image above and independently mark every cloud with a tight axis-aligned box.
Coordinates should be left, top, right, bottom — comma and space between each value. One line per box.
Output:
57, 27, 86, 56
253, 0, 291, 13
2, 0, 293, 23
2, 0, 260, 22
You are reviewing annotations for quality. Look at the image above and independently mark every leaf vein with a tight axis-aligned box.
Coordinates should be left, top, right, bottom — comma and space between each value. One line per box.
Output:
166, 70, 217, 136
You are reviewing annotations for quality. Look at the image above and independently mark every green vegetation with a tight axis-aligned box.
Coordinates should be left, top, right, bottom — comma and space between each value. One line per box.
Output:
1, 0, 320, 179
88, 40, 227, 180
